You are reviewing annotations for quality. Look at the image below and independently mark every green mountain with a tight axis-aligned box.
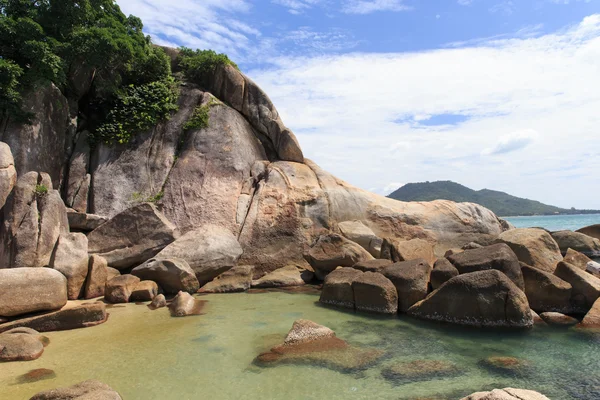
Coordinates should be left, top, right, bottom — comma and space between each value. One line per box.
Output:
387, 181, 599, 217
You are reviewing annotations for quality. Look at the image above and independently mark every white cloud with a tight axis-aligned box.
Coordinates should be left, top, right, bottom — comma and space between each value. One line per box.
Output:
272, 0, 322, 14
481, 129, 539, 156
342, 0, 411, 14
489, 1, 515, 15
458, 0, 473, 5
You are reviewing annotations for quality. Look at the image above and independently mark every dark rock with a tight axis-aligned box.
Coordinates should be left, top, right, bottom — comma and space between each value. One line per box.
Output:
352, 272, 398, 314
319, 267, 363, 309
495, 228, 562, 273
554, 261, 600, 310
200, 265, 253, 293
0, 268, 67, 317
306, 233, 374, 280
381, 238, 436, 265
430, 258, 459, 290
539, 312, 579, 326
84, 255, 108, 300
521, 263, 572, 313
351, 259, 392, 273
65, 131, 91, 212
131, 258, 199, 294
51, 232, 89, 300
129, 281, 159, 302
479, 356, 531, 375
382, 259, 432, 312
104, 275, 140, 304
551, 230, 600, 257
382, 359, 462, 383
29, 379, 123, 400
0, 303, 108, 333
17, 368, 56, 384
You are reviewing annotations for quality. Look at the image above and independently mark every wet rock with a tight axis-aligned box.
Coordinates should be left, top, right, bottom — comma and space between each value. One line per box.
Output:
104, 275, 140, 303
0, 332, 45, 362
51, 232, 89, 300
578, 297, 600, 328
17, 368, 56, 384
307, 233, 374, 280
200, 265, 254, 293
351, 259, 392, 273
381, 238, 436, 265
29, 379, 123, 400
382, 359, 462, 383
251, 265, 311, 288
67, 211, 108, 232
352, 272, 398, 314
408, 270, 532, 328
87, 203, 178, 269
0, 303, 108, 333
563, 248, 593, 271
539, 312, 579, 326
319, 267, 363, 309
338, 220, 383, 257
554, 261, 600, 310
521, 263, 572, 313
129, 281, 159, 302
0, 268, 67, 317
461, 388, 549, 400
149, 294, 167, 310
551, 230, 600, 257
169, 291, 205, 317
447, 243, 525, 291
84, 255, 108, 300
479, 356, 531, 375
430, 258, 459, 290
495, 228, 562, 273
382, 259, 432, 312
131, 258, 199, 294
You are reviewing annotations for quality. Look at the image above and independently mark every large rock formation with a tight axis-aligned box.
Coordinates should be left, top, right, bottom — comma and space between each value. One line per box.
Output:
306, 233, 374, 280
51, 232, 89, 300
495, 228, 562, 273
521, 263, 572, 313
0, 303, 108, 333
577, 224, 600, 241
0, 142, 17, 210
0, 268, 67, 317
551, 230, 600, 257
381, 259, 432, 312
131, 258, 199, 294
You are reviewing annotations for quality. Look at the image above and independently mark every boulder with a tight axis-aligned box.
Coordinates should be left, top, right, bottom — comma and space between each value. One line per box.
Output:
51, 233, 89, 300
586, 261, 600, 277
495, 228, 562, 273
306, 233, 374, 280
149, 294, 167, 310
319, 267, 363, 309
131, 258, 199, 294
338, 220, 382, 257
447, 243, 525, 291
0, 172, 68, 268
382, 360, 462, 383
352, 272, 398, 314
67, 211, 107, 231
408, 270, 532, 328
531, 310, 547, 326
0, 332, 46, 362
539, 312, 579, 326
199, 265, 254, 293
554, 261, 600, 310
521, 263, 572, 313
0, 303, 108, 333
551, 230, 600, 257
168, 291, 205, 317
461, 388, 549, 400
84, 255, 108, 300
130, 281, 159, 302
0, 268, 67, 317
380, 238, 436, 265
0, 142, 17, 210
155, 225, 242, 285
382, 259, 432, 312
351, 259, 392, 273
251, 265, 313, 288
563, 248, 592, 271
104, 275, 140, 304
579, 297, 600, 328
430, 258, 459, 290
87, 203, 178, 269
106, 267, 120, 281
577, 224, 600, 241
29, 380, 123, 400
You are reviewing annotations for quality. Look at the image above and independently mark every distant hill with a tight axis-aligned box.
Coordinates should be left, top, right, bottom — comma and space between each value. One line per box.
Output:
387, 181, 600, 217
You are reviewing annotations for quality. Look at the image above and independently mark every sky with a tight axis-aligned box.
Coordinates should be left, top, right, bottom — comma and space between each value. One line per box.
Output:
117, 0, 600, 209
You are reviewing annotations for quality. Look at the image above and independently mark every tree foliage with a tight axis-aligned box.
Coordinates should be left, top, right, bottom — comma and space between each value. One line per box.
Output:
178, 47, 238, 85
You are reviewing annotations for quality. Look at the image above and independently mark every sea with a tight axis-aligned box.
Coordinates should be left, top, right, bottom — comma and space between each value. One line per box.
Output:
503, 214, 600, 232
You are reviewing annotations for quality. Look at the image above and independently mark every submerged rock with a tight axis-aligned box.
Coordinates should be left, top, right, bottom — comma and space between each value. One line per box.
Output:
461, 388, 549, 400
479, 356, 531, 375
29, 379, 122, 400
495, 228, 562, 273
352, 272, 398, 314
132, 258, 199, 294
382, 359, 462, 383
169, 291, 206, 317
17, 368, 56, 384
0, 303, 108, 333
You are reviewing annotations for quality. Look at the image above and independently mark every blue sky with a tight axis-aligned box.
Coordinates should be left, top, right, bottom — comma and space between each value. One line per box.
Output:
117, 1, 600, 209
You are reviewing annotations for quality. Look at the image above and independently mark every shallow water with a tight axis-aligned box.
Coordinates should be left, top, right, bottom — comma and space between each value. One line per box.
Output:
504, 214, 600, 232
2, 291, 599, 400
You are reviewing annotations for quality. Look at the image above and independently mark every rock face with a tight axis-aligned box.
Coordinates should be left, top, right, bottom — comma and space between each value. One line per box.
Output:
87, 203, 178, 269
131, 258, 199, 294
251, 265, 312, 288
65, 131, 91, 213
408, 270, 532, 328
29, 380, 123, 400
0, 303, 108, 333
380, 238, 436, 265
319, 267, 363, 309
338, 220, 382, 257
577, 224, 600, 241
84, 255, 108, 299
0, 142, 17, 210
447, 243, 525, 291
104, 275, 141, 304
381, 259, 432, 312
521, 263, 572, 313
306, 233, 374, 280
0, 268, 67, 317
199, 265, 253, 293
0, 330, 47, 362
554, 261, 600, 310
461, 388, 550, 400
0, 172, 68, 268
51, 233, 89, 300
67, 211, 107, 232
551, 230, 600, 257
495, 228, 562, 273
352, 272, 398, 314
155, 225, 242, 285
430, 258, 459, 290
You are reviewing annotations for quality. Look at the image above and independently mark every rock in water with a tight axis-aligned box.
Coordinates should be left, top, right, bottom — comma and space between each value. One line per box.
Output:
87, 203, 178, 269
554, 261, 600, 310
408, 270, 532, 328
306, 233, 374, 280
251, 265, 312, 288
382, 360, 462, 383
29, 380, 122, 400
539, 312, 579, 326
104, 275, 140, 304
461, 388, 549, 400
0, 303, 108, 333
551, 230, 600, 257
131, 258, 199, 294
0, 142, 17, 210
352, 272, 398, 314
495, 228, 563, 273
129, 281, 159, 302
430, 258, 459, 290
169, 291, 205, 317
380, 238, 436, 265
579, 297, 600, 328
447, 243, 525, 290
84, 255, 108, 299
381, 259, 432, 312
0, 331, 46, 362
199, 265, 254, 293
520, 263, 572, 313
149, 294, 167, 310
51, 232, 89, 300
17, 368, 56, 384
319, 267, 364, 309
0, 268, 67, 317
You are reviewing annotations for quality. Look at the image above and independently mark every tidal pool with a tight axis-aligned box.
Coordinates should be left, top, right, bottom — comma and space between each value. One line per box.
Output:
2, 290, 599, 399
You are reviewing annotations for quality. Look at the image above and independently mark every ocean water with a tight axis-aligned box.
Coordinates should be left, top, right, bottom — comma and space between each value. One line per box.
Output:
503, 214, 600, 232
2, 291, 599, 400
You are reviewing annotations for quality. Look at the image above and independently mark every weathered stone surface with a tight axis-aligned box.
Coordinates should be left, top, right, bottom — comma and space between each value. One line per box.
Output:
338, 220, 382, 257
531, 310, 547, 326
200, 265, 254, 293
104, 275, 140, 304
554, 261, 600, 310
168, 291, 205, 317
381, 238, 436, 265
67, 211, 107, 232
430, 258, 459, 290
51, 233, 89, 300
382, 259, 432, 312
0, 268, 67, 317
551, 230, 600, 257
29, 380, 123, 400
461, 388, 549, 400
408, 270, 532, 328
0, 172, 68, 268
495, 228, 562, 273
448, 243, 525, 290
283, 319, 336, 346
563, 248, 593, 271
319, 267, 363, 309
106, 267, 120, 281
539, 312, 579, 326
87, 203, 178, 269
521, 263, 572, 313
352, 272, 398, 314
577, 224, 600, 241
588, 261, 600, 277
0, 142, 17, 210
155, 225, 242, 285
130, 281, 159, 302
84, 255, 108, 300
579, 297, 600, 328
382, 360, 462, 383
251, 265, 313, 288
149, 294, 167, 310
65, 131, 91, 213
131, 258, 199, 294
0, 303, 108, 333
351, 259, 392, 273
306, 233, 374, 280
0, 332, 45, 362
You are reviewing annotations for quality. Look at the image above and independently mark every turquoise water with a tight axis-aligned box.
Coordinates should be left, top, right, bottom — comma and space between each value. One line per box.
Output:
2, 291, 599, 400
504, 214, 600, 232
